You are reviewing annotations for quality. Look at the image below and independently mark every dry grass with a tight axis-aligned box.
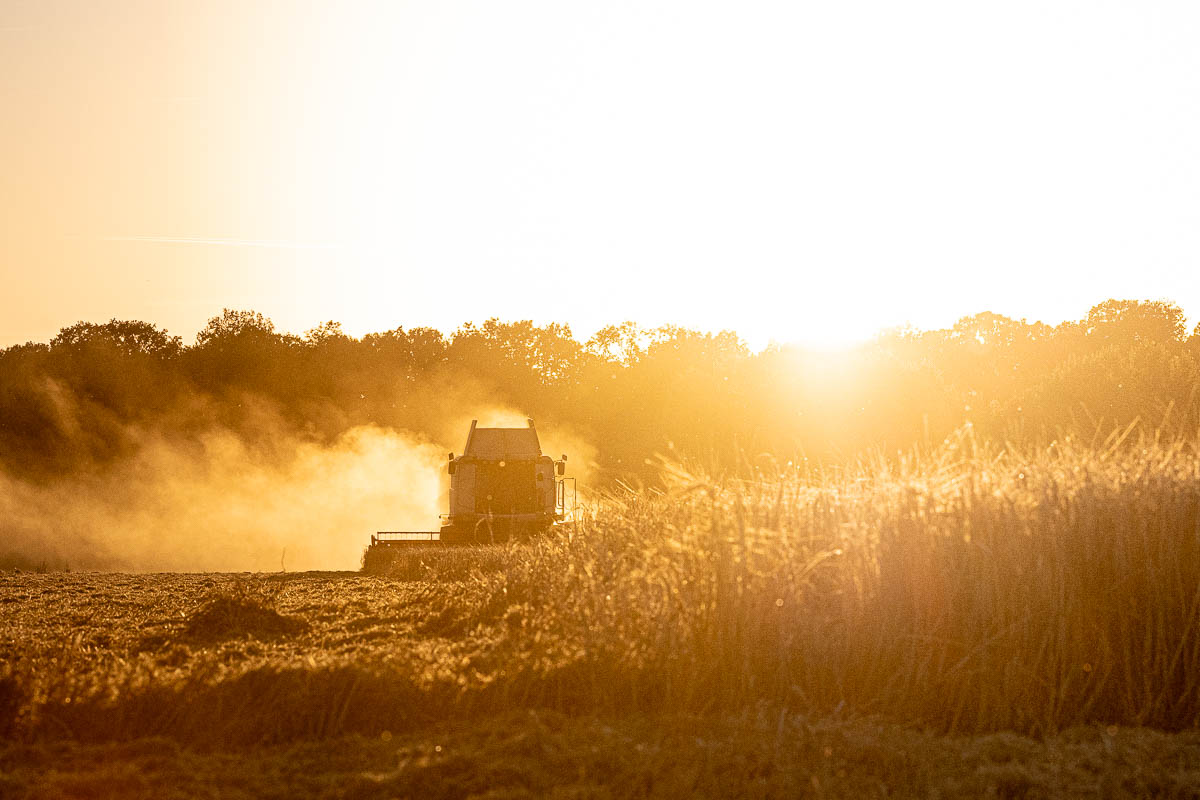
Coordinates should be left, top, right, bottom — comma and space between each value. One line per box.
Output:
182, 580, 308, 642
358, 427, 1200, 734
6, 711, 1200, 799
3, 430, 1200, 794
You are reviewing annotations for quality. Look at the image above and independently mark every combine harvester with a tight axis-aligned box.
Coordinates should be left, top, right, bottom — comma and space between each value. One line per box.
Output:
364, 419, 576, 568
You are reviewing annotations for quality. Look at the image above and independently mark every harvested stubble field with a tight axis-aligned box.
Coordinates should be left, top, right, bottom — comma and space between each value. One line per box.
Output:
5, 432, 1200, 798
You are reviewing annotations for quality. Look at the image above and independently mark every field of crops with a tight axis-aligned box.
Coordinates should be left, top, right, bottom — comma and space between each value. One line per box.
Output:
5, 431, 1200, 797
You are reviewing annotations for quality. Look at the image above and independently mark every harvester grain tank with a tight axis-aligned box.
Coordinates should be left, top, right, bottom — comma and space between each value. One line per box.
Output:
367, 419, 574, 560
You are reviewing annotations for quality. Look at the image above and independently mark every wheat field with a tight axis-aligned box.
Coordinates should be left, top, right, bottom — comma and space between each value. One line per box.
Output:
5, 430, 1200, 797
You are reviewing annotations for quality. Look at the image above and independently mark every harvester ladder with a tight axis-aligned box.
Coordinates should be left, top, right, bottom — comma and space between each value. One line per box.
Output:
556, 477, 577, 522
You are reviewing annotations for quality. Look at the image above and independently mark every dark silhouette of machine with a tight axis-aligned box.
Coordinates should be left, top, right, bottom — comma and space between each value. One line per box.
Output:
365, 419, 574, 564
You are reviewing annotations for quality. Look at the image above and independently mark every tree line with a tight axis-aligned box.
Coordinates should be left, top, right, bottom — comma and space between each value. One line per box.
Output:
2, 300, 1199, 483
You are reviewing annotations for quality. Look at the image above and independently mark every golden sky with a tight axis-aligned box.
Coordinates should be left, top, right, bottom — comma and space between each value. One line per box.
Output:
3, 0, 1199, 349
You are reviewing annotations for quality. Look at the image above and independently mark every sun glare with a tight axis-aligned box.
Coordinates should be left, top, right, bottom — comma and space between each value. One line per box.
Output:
2, 1, 1198, 347
209, 1, 1198, 348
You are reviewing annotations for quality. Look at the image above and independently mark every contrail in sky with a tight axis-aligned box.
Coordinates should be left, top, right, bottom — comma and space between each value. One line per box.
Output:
103, 235, 340, 250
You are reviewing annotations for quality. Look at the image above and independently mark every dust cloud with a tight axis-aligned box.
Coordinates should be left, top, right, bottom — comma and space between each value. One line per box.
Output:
0, 402, 595, 572
0, 426, 447, 572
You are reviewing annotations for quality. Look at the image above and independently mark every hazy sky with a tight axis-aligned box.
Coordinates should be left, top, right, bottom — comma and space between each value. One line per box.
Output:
3, 0, 1198, 349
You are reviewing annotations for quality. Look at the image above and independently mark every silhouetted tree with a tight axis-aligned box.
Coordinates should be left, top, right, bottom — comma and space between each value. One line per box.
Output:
1085, 299, 1187, 346
2, 299, 1199, 484
51, 319, 182, 359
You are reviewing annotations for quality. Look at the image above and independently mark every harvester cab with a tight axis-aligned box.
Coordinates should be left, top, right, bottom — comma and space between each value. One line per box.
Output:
368, 419, 574, 558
